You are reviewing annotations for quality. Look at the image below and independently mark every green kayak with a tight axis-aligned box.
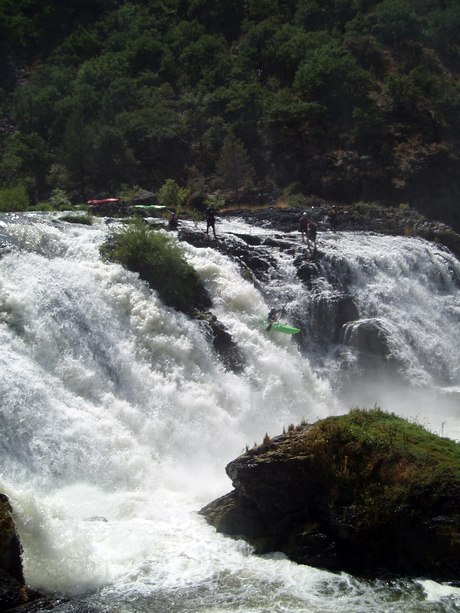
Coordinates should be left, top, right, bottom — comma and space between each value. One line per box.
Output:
262, 321, 300, 334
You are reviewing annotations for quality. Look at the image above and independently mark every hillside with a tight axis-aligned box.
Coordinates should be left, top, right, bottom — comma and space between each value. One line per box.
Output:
1, 1, 460, 230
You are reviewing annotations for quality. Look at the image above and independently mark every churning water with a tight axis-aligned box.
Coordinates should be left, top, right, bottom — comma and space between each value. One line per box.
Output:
1, 212, 460, 612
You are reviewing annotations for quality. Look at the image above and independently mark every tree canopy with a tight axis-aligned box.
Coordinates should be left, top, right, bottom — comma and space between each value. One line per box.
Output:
1, 0, 460, 212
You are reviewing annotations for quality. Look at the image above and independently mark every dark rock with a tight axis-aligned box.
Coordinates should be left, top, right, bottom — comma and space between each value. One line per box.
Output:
200, 491, 269, 540
295, 257, 321, 284
0, 494, 24, 585
88, 201, 129, 217
178, 227, 276, 281
193, 311, 245, 374
229, 233, 262, 246
0, 493, 43, 611
132, 189, 159, 206
340, 317, 393, 356
0, 569, 28, 610
339, 318, 403, 378
310, 294, 360, 343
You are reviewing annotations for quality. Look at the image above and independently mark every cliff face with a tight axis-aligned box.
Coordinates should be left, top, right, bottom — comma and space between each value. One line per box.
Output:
200, 409, 460, 580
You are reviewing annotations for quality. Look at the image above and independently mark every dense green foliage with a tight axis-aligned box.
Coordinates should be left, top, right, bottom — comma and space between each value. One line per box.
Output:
0, 185, 29, 211
1, 0, 460, 209
303, 407, 460, 525
100, 218, 209, 312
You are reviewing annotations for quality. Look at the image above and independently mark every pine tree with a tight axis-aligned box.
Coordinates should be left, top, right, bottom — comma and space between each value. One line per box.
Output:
216, 133, 254, 201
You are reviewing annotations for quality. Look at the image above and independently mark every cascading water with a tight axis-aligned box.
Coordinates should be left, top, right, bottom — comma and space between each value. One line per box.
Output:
1, 212, 460, 612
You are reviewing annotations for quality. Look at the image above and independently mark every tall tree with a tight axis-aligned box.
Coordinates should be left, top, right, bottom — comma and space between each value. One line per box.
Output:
216, 132, 254, 201
61, 103, 92, 197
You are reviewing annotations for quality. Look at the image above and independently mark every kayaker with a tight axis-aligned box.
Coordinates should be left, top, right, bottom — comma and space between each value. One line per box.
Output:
266, 306, 286, 331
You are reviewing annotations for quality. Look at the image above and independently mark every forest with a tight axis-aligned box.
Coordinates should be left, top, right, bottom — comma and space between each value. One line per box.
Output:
1, 0, 460, 226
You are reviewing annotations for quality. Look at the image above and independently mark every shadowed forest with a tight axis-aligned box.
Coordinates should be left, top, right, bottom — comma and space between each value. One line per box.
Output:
1, 0, 460, 227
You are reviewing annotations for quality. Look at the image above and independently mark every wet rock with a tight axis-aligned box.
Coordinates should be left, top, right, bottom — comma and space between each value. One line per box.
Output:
229, 233, 262, 246
310, 294, 360, 343
340, 318, 393, 356
0, 569, 28, 610
179, 227, 276, 281
295, 258, 321, 284
339, 318, 403, 376
0, 494, 24, 585
193, 311, 245, 374
0, 493, 33, 611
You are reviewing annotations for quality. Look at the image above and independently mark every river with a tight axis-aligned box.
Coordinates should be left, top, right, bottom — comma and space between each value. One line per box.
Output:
1, 211, 460, 612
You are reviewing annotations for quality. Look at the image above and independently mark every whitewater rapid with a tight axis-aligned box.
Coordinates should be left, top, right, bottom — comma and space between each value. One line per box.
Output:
0, 212, 460, 612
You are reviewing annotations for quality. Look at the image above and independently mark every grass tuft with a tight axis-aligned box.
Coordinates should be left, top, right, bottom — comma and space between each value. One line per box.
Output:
282, 407, 460, 528
58, 213, 93, 225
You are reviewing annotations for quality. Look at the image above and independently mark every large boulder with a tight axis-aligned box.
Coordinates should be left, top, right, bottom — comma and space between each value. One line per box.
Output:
132, 189, 159, 206
340, 317, 393, 356
339, 318, 404, 377
200, 409, 460, 580
310, 294, 360, 344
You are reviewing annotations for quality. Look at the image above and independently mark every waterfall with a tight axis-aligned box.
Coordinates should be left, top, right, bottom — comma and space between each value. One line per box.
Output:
0, 212, 459, 612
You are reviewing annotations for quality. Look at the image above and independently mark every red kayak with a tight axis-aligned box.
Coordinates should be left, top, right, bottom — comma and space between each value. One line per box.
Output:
87, 198, 120, 205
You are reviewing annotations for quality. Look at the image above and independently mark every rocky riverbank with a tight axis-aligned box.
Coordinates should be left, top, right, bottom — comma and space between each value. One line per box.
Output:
219, 203, 460, 258
200, 408, 460, 581
115, 197, 460, 257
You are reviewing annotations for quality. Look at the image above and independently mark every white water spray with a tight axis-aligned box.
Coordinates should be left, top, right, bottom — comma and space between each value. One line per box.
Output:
0, 213, 459, 612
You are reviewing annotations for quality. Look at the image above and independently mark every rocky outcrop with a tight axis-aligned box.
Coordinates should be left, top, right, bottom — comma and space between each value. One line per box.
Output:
0, 494, 29, 610
193, 310, 245, 374
200, 409, 460, 580
310, 294, 360, 344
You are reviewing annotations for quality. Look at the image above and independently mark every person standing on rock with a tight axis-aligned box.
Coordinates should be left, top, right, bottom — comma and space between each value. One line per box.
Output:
205, 204, 217, 239
328, 207, 337, 231
299, 212, 308, 242
307, 218, 317, 253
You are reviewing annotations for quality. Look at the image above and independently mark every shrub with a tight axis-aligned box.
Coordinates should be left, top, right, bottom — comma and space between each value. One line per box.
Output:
50, 188, 71, 209
0, 185, 30, 212
287, 193, 307, 208
158, 179, 190, 209
116, 184, 140, 203
350, 201, 383, 219
100, 218, 210, 312
58, 213, 93, 225
203, 190, 225, 211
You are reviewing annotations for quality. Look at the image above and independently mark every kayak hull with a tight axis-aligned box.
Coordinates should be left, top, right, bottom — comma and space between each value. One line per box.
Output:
133, 205, 166, 209
262, 321, 300, 334
87, 198, 120, 205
